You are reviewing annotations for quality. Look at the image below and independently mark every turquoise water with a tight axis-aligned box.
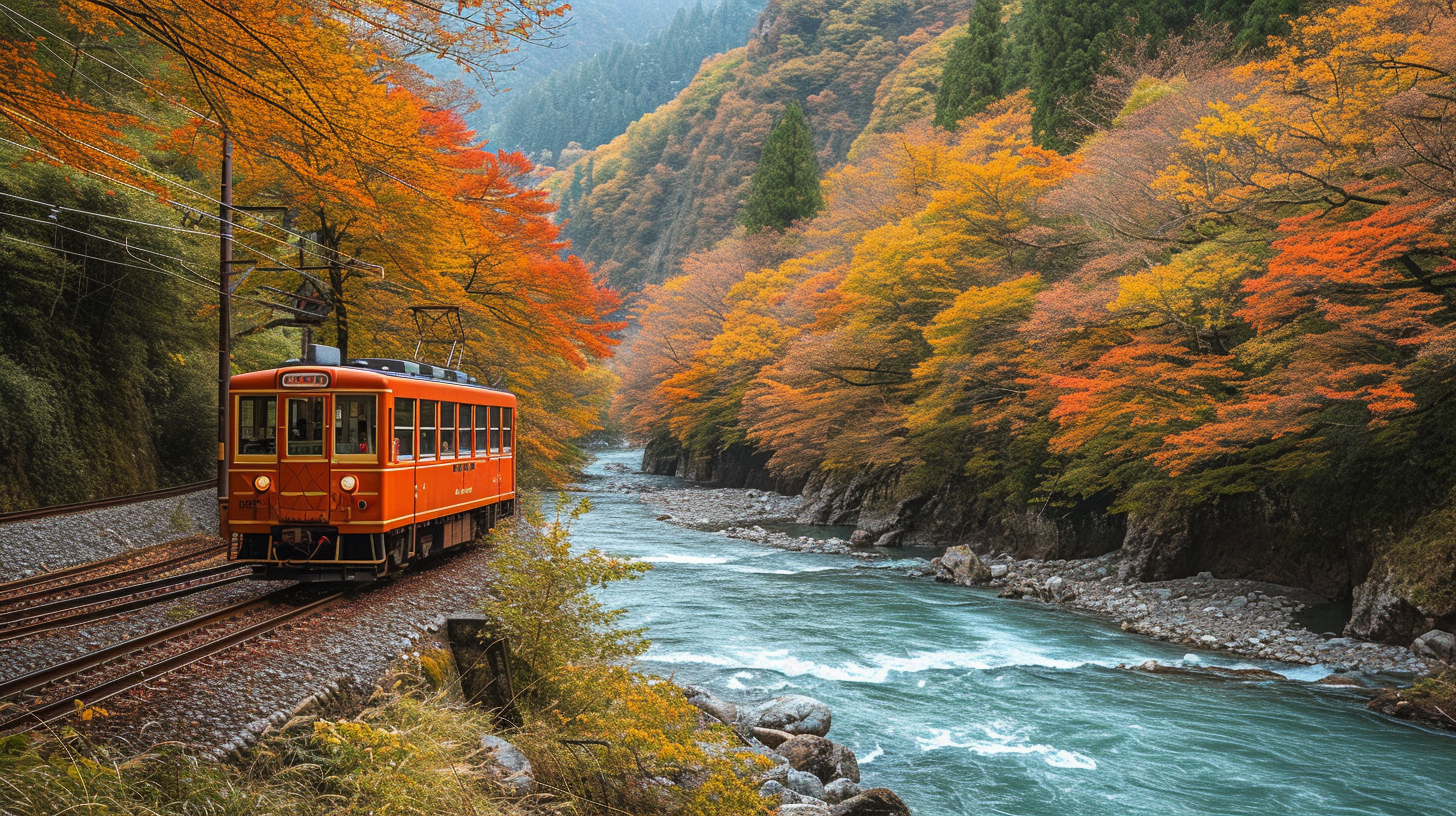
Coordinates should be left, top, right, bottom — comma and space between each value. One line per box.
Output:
577, 450, 1455, 816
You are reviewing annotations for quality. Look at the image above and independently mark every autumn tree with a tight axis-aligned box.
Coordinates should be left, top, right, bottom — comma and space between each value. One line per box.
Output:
741, 101, 825, 234
934, 0, 1004, 130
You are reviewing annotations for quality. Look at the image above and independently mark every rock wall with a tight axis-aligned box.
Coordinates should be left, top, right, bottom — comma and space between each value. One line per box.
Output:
797, 466, 1125, 559
640, 436, 806, 494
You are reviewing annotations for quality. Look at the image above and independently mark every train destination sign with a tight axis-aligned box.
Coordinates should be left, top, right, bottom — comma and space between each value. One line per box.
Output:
280, 372, 331, 388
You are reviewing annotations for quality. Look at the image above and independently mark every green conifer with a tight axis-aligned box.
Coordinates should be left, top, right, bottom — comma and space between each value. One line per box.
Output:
740, 100, 824, 234
1232, 0, 1298, 52
934, 0, 1005, 131
1027, 0, 1146, 153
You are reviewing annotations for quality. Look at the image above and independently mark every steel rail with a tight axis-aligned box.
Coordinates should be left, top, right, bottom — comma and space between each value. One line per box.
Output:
0, 564, 244, 624
0, 570, 251, 642
0, 480, 213, 525
0, 591, 346, 733
0, 589, 286, 700
0, 546, 228, 609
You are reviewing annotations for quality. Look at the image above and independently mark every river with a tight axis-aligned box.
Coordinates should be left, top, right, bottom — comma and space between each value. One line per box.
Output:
574, 449, 1454, 816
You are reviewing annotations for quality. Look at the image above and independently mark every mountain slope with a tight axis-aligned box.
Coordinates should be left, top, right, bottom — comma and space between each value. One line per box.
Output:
551, 0, 961, 293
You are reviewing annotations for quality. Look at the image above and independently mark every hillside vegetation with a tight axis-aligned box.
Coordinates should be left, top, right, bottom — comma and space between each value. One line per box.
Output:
610, 0, 1456, 644
0, 0, 621, 509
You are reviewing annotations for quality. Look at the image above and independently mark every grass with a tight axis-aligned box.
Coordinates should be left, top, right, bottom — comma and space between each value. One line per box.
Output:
169, 499, 193, 534
0, 658, 522, 816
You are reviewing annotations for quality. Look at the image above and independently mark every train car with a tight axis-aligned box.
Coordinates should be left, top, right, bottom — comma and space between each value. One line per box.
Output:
223, 350, 516, 582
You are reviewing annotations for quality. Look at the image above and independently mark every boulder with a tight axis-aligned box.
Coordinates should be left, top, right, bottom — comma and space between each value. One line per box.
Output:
785, 768, 827, 801
849, 530, 875, 546
1347, 568, 1431, 644
478, 734, 535, 796
831, 788, 912, 816
932, 545, 990, 586
754, 726, 795, 749
779, 734, 861, 783
824, 779, 862, 804
743, 695, 832, 737
683, 685, 738, 725
1412, 630, 1456, 664
779, 804, 833, 816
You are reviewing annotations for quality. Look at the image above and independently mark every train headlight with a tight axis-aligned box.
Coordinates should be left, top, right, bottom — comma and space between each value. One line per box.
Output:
339, 475, 358, 493
253, 475, 271, 492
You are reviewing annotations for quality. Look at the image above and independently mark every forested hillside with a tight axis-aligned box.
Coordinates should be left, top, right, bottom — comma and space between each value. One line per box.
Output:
492, 0, 766, 157
608, 0, 1456, 646
429, 0, 701, 135
550, 0, 965, 292
0, 0, 619, 509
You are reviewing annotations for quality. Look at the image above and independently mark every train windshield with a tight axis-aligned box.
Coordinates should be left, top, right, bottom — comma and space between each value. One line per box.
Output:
335, 395, 376, 456
286, 397, 326, 456
238, 396, 276, 455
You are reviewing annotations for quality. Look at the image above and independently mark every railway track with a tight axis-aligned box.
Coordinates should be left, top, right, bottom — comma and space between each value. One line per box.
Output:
0, 589, 345, 733
0, 564, 252, 642
0, 480, 214, 525
0, 542, 228, 608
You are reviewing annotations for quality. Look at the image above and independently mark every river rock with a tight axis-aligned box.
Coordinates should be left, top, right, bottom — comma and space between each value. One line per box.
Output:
1411, 630, 1456, 664
830, 788, 912, 816
779, 804, 833, 816
744, 695, 832, 737
824, 779, 862, 804
933, 545, 990, 586
778, 735, 860, 783
754, 726, 795, 749
785, 768, 827, 800
478, 734, 535, 795
683, 685, 738, 725
850, 530, 875, 546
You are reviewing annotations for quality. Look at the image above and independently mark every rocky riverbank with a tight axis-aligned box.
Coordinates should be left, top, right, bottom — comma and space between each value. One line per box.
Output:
931, 546, 1432, 679
682, 686, 911, 816
638, 485, 1440, 684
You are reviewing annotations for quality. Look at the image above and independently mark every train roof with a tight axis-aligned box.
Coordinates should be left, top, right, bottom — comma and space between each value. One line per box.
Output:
231, 346, 513, 396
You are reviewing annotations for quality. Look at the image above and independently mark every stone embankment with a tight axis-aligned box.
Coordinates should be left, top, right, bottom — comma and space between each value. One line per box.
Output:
683, 687, 911, 816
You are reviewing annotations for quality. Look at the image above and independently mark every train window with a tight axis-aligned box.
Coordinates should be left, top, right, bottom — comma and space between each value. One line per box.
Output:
394, 398, 415, 460
420, 401, 437, 459
286, 397, 325, 456
503, 407, 513, 453
489, 406, 501, 453
441, 402, 457, 456
475, 406, 488, 454
459, 405, 473, 457
238, 396, 276, 455
334, 395, 376, 456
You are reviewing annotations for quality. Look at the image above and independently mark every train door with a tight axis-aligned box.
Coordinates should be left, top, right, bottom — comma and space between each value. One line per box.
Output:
278, 393, 331, 524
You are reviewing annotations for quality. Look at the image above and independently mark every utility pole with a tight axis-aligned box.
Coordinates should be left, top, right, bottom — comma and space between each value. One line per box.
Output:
217, 132, 233, 529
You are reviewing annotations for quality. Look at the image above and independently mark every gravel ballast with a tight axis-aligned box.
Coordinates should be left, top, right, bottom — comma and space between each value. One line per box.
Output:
0, 489, 218, 581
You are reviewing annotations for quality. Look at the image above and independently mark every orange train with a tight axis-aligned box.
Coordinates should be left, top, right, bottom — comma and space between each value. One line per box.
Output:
223, 353, 516, 582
